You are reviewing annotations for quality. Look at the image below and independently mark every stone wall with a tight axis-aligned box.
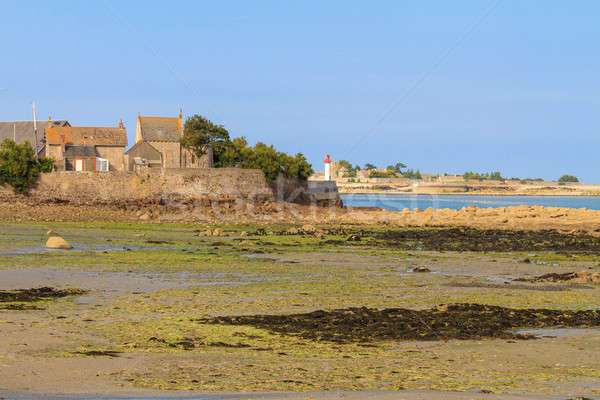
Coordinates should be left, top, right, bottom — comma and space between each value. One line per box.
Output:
18, 169, 273, 203
149, 142, 181, 168
0, 168, 339, 208
95, 146, 126, 171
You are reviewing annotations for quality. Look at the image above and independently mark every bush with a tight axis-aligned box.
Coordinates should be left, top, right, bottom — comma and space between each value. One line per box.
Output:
214, 137, 313, 183
369, 170, 396, 178
402, 169, 422, 179
0, 139, 54, 195
558, 174, 579, 183
463, 171, 505, 182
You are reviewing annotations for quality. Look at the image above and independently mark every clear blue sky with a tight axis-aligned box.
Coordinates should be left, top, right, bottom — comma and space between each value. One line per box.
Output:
1, 1, 598, 181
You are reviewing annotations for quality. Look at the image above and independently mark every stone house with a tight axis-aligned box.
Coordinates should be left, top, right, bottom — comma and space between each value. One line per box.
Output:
131, 110, 212, 169
45, 121, 128, 171
123, 140, 162, 171
0, 118, 70, 156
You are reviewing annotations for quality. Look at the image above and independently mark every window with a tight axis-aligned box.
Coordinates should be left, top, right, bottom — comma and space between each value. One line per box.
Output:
95, 157, 109, 171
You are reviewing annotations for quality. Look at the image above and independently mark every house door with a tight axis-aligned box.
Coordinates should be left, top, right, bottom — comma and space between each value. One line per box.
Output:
75, 159, 84, 171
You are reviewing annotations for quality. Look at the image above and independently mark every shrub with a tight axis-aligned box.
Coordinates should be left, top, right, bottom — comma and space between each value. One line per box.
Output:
0, 139, 54, 195
369, 170, 396, 178
558, 174, 579, 183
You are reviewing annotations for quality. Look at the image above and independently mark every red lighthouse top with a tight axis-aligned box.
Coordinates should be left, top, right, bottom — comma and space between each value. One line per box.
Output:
323, 152, 331, 163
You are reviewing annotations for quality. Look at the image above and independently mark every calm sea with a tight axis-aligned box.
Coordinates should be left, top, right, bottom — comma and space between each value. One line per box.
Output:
340, 194, 600, 211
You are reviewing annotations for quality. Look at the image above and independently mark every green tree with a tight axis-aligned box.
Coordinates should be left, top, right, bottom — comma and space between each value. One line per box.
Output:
281, 152, 313, 181
214, 136, 248, 168
0, 139, 53, 195
337, 159, 353, 170
181, 114, 231, 163
403, 169, 422, 179
235, 141, 313, 183
558, 174, 579, 183
364, 163, 377, 170
390, 162, 407, 174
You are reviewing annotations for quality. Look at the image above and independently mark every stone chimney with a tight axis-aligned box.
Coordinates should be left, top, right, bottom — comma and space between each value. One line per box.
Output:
119, 118, 124, 129
60, 135, 66, 153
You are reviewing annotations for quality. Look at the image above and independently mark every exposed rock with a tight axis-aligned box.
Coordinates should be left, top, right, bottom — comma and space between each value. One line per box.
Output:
412, 266, 431, 273
240, 231, 248, 237
46, 236, 72, 250
287, 227, 299, 235
139, 213, 151, 221
239, 240, 251, 246
46, 229, 58, 236
301, 224, 316, 233
212, 228, 224, 236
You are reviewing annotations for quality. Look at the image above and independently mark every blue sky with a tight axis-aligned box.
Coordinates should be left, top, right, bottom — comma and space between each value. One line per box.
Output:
1, 1, 598, 181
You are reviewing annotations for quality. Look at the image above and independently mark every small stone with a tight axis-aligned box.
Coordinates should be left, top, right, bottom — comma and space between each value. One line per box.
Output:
46, 229, 58, 236
301, 224, 316, 233
212, 228, 224, 236
46, 236, 72, 250
413, 266, 431, 273
239, 240, 251, 246
287, 227, 299, 235
139, 213, 151, 221
240, 231, 248, 237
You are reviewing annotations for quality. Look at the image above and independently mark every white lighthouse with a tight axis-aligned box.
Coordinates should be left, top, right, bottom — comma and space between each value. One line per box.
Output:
324, 152, 332, 181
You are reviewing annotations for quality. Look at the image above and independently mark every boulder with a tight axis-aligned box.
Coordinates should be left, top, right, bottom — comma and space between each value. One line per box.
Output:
46, 236, 72, 250
413, 266, 431, 273
139, 213, 151, 221
301, 224, 316, 233
212, 228, 224, 236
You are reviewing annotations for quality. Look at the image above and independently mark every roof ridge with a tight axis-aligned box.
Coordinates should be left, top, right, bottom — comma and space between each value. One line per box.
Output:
139, 116, 179, 119
47, 126, 125, 130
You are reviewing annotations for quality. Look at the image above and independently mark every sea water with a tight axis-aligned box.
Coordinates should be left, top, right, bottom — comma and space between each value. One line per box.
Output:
340, 194, 600, 211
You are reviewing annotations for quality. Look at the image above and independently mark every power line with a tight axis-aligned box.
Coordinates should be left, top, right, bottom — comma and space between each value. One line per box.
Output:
344, 0, 503, 159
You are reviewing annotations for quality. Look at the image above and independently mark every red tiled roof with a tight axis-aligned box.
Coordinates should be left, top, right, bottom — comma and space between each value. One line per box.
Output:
46, 126, 127, 147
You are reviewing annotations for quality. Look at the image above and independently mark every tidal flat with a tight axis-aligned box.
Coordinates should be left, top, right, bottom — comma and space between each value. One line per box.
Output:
1, 222, 600, 399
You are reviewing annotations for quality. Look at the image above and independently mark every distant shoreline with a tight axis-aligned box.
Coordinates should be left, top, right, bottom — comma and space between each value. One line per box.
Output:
339, 191, 600, 197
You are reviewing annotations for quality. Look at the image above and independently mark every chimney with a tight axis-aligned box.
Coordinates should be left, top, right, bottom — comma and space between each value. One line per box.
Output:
119, 118, 124, 129
179, 107, 183, 119
48, 115, 52, 121
60, 135, 66, 153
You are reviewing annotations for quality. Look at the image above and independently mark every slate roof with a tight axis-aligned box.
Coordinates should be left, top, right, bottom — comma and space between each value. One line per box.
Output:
46, 126, 127, 147
63, 145, 98, 158
125, 140, 162, 160
0, 120, 70, 151
138, 116, 182, 142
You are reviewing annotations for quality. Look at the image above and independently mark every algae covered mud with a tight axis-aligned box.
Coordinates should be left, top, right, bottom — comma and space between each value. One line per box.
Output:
1, 221, 600, 398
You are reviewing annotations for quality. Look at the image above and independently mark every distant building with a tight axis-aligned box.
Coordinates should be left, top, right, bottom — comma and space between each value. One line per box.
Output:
132, 110, 212, 169
45, 121, 128, 171
0, 118, 70, 156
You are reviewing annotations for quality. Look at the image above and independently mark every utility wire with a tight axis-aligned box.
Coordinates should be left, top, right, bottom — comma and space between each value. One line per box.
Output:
344, 0, 503, 158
